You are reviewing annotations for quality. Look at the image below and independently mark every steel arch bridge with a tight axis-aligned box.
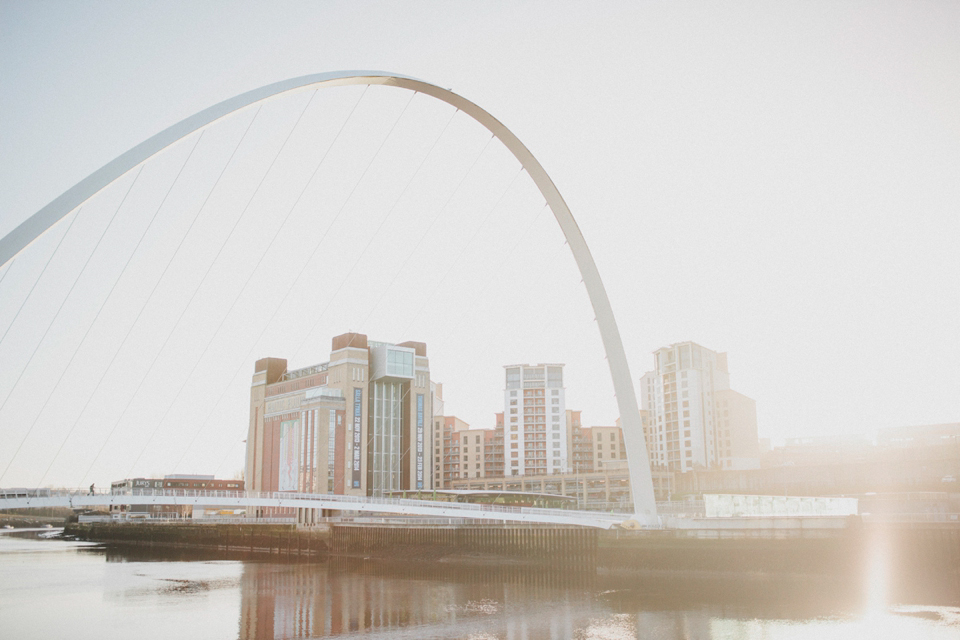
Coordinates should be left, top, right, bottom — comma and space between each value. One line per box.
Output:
0, 71, 659, 526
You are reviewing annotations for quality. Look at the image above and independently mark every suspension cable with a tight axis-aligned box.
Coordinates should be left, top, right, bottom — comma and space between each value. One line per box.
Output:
366, 151, 522, 335
0, 168, 144, 484
443, 202, 551, 342
174, 100, 460, 474
0, 259, 16, 291
398, 166, 526, 338
0, 172, 142, 414
131, 88, 413, 478
0, 131, 204, 486
1, 132, 204, 484
37, 107, 267, 486
291, 119, 493, 363
116, 88, 360, 480
0, 207, 82, 349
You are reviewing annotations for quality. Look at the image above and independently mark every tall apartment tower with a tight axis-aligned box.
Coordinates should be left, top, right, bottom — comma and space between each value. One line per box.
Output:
245, 332, 432, 498
503, 364, 568, 476
639, 342, 759, 472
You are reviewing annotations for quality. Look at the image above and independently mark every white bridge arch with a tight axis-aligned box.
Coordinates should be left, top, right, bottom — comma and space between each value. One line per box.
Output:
0, 71, 658, 525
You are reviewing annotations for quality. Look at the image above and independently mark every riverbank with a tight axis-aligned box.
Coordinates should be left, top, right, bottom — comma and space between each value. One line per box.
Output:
5, 531, 956, 640
65, 522, 327, 559
64, 519, 960, 586
0, 514, 67, 528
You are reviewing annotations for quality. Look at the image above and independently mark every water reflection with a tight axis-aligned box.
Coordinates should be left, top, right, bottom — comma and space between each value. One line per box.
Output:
3, 531, 959, 640
232, 556, 957, 640
238, 560, 600, 638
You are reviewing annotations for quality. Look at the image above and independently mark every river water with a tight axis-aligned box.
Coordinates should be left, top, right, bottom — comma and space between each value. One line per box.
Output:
1, 529, 958, 639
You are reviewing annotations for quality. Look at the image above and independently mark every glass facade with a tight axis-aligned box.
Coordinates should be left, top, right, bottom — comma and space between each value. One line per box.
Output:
386, 348, 414, 378
369, 380, 403, 496
327, 409, 337, 492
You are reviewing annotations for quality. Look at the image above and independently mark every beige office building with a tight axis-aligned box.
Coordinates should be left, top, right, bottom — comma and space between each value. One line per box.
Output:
245, 332, 433, 498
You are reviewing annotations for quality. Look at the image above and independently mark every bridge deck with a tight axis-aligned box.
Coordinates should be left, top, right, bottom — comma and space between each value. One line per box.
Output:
0, 489, 631, 529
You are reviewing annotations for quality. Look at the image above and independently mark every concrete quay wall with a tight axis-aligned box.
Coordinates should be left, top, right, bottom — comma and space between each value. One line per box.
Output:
330, 523, 598, 569
63, 520, 960, 583
65, 522, 330, 559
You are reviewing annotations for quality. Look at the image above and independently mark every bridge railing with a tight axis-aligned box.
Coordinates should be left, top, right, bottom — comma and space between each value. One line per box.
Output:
2, 487, 628, 522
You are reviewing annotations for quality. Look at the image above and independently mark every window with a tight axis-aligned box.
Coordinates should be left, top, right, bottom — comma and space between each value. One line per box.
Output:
463, 436, 468, 444
510, 409, 517, 414
511, 443, 518, 449
386, 348, 415, 378
610, 433, 616, 441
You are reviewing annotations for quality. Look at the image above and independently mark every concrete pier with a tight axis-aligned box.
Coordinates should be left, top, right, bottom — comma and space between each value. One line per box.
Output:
330, 523, 597, 569
63, 517, 960, 585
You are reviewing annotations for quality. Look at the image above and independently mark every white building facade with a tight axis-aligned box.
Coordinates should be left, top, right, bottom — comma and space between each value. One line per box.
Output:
504, 364, 568, 476
640, 342, 759, 473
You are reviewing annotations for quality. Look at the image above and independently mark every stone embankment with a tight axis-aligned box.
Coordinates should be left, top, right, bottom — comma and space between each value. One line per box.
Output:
64, 519, 960, 584
65, 522, 329, 558
1, 514, 68, 528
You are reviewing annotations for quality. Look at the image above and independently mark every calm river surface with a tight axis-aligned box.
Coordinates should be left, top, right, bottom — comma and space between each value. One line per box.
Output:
1, 529, 958, 639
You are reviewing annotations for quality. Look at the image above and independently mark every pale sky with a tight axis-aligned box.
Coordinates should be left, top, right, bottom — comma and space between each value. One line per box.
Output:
1, 1, 958, 488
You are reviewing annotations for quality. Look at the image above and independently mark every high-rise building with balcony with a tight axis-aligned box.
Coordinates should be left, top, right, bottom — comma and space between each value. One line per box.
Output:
433, 415, 470, 487
503, 364, 568, 476
640, 342, 759, 472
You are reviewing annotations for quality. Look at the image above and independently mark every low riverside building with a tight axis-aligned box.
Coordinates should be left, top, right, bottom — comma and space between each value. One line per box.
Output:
450, 466, 675, 509
688, 423, 960, 497
109, 474, 244, 519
